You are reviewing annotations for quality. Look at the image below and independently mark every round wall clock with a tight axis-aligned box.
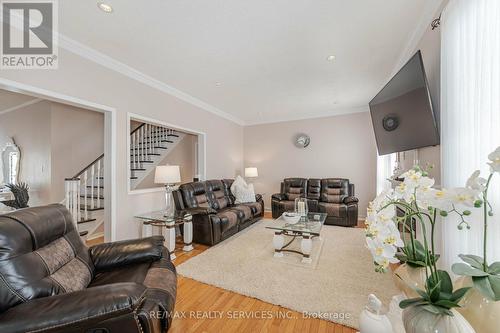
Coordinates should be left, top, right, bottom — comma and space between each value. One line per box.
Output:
295, 134, 310, 148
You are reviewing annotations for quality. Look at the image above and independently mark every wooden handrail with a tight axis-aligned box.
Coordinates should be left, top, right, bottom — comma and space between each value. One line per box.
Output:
73, 153, 104, 178
130, 123, 146, 135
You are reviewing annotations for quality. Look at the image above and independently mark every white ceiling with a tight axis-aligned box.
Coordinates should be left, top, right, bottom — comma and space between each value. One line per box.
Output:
58, 1, 440, 125
0, 90, 40, 114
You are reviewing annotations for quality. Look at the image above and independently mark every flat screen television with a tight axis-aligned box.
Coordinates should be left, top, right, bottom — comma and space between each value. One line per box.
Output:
369, 50, 439, 155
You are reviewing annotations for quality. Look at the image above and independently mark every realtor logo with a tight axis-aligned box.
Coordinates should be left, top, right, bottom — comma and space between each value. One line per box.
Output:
1, 0, 58, 69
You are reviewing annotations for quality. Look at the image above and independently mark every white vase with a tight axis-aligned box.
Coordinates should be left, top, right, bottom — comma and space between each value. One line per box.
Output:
403, 307, 476, 333
393, 263, 428, 298
455, 276, 500, 333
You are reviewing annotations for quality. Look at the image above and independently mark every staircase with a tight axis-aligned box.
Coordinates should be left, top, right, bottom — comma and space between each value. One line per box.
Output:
130, 123, 185, 190
65, 155, 105, 240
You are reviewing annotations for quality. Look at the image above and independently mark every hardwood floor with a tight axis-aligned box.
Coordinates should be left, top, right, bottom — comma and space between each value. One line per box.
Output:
169, 216, 357, 333
87, 212, 359, 332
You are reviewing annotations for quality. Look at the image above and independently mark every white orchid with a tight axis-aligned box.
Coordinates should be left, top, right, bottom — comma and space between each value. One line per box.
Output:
378, 222, 404, 247
466, 170, 487, 192
488, 146, 500, 173
366, 237, 399, 268
448, 187, 478, 207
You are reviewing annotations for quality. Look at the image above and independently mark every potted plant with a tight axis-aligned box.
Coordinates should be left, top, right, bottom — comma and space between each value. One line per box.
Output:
451, 147, 500, 333
365, 166, 477, 332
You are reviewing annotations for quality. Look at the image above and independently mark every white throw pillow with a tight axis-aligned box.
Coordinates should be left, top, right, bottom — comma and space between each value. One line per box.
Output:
231, 175, 256, 204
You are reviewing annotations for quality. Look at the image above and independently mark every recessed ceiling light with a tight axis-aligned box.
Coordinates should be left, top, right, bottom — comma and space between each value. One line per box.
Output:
97, 2, 113, 13
326, 55, 336, 62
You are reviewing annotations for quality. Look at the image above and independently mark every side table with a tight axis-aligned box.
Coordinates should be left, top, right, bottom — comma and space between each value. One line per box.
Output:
135, 211, 193, 260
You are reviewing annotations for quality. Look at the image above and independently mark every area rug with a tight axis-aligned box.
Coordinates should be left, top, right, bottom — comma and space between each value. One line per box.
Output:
176, 219, 399, 329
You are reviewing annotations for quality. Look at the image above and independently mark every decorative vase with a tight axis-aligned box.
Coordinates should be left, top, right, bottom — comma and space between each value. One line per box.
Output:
403, 306, 476, 333
454, 276, 500, 333
294, 197, 308, 217
392, 263, 428, 298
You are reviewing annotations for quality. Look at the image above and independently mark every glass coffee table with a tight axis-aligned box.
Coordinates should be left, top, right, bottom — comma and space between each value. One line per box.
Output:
266, 212, 327, 263
135, 211, 193, 261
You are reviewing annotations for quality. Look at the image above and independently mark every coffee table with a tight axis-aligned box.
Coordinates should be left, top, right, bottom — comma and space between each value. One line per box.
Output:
135, 211, 193, 260
266, 212, 327, 263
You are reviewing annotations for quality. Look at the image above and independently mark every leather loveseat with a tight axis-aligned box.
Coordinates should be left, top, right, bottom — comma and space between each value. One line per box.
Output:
271, 178, 359, 227
0, 204, 176, 333
173, 179, 264, 246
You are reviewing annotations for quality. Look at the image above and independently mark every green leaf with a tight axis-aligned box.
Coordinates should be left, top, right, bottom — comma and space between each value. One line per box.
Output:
434, 300, 460, 309
472, 275, 500, 301
435, 270, 453, 294
459, 254, 486, 270
450, 287, 471, 302
416, 288, 430, 301
488, 262, 500, 275
429, 281, 441, 302
421, 304, 445, 315
399, 298, 424, 309
452, 263, 489, 277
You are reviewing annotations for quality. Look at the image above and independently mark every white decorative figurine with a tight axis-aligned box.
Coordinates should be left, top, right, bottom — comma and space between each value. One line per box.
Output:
359, 294, 393, 333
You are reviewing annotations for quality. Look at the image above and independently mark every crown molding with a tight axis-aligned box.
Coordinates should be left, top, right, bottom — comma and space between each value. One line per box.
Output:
58, 35, 246, 126
244, 105, 369, 126
0, 98, 43, 115
390, 0, 445, 78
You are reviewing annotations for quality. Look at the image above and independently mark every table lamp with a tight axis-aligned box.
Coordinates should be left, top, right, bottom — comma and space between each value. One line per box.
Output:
154, 165, 181, 216
244, 167, 258, 178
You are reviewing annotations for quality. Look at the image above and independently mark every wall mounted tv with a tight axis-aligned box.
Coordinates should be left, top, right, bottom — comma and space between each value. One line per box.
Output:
369, 50, 439, 155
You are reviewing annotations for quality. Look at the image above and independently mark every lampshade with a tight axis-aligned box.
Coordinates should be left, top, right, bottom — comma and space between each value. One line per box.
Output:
244, 167, 258, 178
154, 165, 181, 184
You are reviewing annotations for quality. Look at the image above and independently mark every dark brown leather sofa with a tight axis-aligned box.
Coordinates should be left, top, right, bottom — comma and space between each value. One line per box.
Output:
0, 204, 176, 333
271, 178, 359, 227
173, 179, 264, 246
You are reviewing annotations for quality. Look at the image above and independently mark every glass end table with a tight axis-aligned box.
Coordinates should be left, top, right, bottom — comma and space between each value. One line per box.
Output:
266, 212, 327, 263
135, 210, 193, 260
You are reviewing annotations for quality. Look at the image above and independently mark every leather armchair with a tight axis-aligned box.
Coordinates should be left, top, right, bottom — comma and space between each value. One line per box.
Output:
0, 204, 177, 333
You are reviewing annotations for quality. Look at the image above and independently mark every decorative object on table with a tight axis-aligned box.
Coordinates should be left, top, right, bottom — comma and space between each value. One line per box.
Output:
392, 263, 428, 298
282, 211, 300, 224
450, 146, 500, 333
294, 133, 310, 148
294, 197, 308, 217
1, 138, 21, 186
230, 175, 256, 203
154, 165, 181, 216
2, 182, 29, 209
359, 294, 393, 333
365, 164, 486, 332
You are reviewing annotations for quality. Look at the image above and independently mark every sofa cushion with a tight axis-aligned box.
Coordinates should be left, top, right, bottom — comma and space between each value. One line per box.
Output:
179, 181, 211, 208
278, 200, 295, 211
320, 178, 349, 203
283, 178, 307, 201
307, 179, 321, 200
214, 209, 240, 233
241, 202, 263, 217
318, 202, 347, 217
231, 204, 253, 221
207, 180, 230, 210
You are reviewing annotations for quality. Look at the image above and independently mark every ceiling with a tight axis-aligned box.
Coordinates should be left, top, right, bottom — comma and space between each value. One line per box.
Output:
0, 90, 40, 114
58, 1, 440, 125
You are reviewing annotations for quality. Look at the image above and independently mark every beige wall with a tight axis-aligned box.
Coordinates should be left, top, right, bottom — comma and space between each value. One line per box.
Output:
136, 133, 197, 189
244, 111, 377, 216
0, 98, 104, 205
0, 47, 244, 240
50, 103, 104, 201
0, 101, 52, 206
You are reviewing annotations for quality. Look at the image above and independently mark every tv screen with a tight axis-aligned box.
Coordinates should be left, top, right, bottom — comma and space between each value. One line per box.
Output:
369, 51, 439, 155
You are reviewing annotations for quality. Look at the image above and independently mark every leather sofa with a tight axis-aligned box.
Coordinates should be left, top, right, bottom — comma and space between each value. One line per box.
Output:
0, 204, 176, 333
173, 179, 264, 246
272, 178, 359, 227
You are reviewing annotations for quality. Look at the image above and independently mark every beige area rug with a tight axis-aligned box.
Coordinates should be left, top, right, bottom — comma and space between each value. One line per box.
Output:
176, 219, 399, 329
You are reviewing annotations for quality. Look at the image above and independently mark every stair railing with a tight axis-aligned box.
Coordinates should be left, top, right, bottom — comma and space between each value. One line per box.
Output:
65, 154, 104, 223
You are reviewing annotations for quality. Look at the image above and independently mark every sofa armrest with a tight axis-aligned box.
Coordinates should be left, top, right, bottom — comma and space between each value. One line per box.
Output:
271, 193, 286, 201
90, 236, 164, 272
343, 196, 359, 205
0, 283, 146, 333
255, 193, 263, 202
180, 207, 217, 216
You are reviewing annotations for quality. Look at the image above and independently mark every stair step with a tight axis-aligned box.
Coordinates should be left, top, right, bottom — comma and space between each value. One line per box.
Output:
77, 218, 97, 225
135, 140, 174, 145
80, 195, 104, 200
131, 168, 146, 171
79, 231, 89, 237
137, 160, 154, 163
86, 185, 104, 189
149, 131, 179, 138
130, 153, 161, 156
130, 176, 138, 180
131, 146, 167, 150
80, 206, 104, 212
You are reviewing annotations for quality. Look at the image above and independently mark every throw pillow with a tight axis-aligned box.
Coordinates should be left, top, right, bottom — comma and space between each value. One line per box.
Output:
231, 175, 256, 204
